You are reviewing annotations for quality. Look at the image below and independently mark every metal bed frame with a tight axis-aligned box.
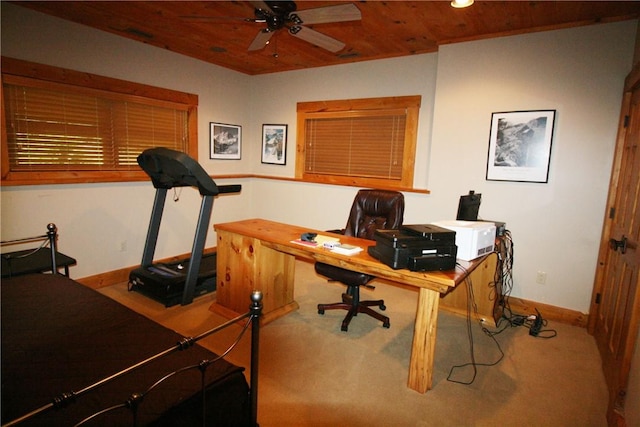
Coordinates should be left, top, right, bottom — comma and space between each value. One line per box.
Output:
1, 223, 76, 277
3, 291, 262, 427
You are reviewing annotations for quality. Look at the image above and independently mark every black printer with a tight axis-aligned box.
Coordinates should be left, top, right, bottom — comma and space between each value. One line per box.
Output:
368, 224, 457, 271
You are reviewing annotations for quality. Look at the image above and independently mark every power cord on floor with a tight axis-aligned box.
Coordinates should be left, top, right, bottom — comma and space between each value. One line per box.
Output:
496, 306, 557, 338
446, 262, 506, 386
447, 231, 558, 385
524, 308, 557, 338
491, 231, 557, 339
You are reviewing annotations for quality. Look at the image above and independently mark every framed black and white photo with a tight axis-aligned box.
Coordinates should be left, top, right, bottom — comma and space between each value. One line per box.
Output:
486, 110, 556, 183
210, 122, 241, 160
261, 124, 287, 165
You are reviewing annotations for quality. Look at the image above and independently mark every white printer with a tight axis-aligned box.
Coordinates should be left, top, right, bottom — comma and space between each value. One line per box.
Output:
431, 220, 496, 261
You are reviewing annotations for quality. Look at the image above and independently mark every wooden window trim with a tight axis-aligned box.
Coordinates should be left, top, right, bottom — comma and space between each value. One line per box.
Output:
295, 95, 421, 190
1, 57, 198, 186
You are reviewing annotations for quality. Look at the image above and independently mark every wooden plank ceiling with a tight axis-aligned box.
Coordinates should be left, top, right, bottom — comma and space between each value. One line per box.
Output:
13, 1, 640, 75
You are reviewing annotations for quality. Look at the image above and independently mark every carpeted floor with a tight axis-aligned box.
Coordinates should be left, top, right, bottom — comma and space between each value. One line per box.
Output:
99, 259, 608, 427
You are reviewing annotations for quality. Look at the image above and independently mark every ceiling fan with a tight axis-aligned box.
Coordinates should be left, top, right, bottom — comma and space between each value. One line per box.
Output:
247, 1, 361, 52
185, 1, 361, 53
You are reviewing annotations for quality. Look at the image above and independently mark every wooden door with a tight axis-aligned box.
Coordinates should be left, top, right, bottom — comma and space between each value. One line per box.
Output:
589, 63, 640, 426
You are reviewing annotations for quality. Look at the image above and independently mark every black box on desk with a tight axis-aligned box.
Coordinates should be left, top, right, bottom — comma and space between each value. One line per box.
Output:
401, 224, 457, 244
368, 228, 457, 271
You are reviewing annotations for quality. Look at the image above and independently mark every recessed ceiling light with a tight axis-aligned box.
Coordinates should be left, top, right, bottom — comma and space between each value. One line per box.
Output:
451, 0, 474, 8
338, 52, 360, 59
124, 27, 153, 39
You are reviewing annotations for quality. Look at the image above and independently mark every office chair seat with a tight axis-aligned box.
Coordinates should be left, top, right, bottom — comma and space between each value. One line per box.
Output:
315, 189, 404, 331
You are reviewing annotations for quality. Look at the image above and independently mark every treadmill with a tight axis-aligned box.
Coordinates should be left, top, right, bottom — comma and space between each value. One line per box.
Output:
128, 147, 241, 307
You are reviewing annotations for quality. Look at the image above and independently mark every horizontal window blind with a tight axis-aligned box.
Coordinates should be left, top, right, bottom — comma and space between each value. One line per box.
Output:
305, 112, 406, 180
296, 96, 420, 189
4, 79, 187, 172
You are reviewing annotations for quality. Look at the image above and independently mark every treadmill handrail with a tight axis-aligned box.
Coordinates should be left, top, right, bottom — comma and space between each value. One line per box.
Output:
217, 184, 242, 194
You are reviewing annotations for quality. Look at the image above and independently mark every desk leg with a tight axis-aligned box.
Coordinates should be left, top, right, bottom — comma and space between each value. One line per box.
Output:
210, 230, 298, 324
408, 287, 440, 393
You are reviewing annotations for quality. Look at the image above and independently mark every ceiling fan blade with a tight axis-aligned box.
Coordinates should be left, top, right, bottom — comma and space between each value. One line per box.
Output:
289, 26, 345, 53
291, 4, 361, 25
249, 29, 275, 51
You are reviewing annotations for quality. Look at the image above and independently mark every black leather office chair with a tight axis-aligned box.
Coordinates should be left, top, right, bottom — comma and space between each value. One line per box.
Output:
315, 189, 404, 331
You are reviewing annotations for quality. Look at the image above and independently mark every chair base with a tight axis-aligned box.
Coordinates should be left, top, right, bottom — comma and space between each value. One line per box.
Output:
318, 292, 390, 332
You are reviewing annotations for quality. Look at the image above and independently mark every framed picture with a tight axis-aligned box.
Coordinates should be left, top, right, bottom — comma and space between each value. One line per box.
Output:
261, 124, 287, 165
486, 110, 556, 183
210, 122, 241, 159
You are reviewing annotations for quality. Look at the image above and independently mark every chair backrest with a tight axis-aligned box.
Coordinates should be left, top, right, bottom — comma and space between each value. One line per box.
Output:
343, 189, 405, 240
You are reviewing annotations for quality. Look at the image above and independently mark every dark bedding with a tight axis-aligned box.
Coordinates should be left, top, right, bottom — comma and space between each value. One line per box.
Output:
1, 273, 250, 426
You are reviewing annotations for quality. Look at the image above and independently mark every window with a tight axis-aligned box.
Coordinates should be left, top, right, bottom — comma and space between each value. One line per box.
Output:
1, 57, 198, 185
295, 96, 421, 190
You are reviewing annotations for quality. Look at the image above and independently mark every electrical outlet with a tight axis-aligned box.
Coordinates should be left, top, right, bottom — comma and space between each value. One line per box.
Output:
536, 271, 547, 285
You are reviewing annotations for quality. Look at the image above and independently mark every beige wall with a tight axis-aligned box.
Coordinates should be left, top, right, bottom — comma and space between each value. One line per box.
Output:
1, 3, 637, 315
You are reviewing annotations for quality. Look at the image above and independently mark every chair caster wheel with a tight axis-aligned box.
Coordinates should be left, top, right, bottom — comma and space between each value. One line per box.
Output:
341, 324, 348, 332
383, 321, 390, 328
380, 304, 386, 311
318, 308, 325, 315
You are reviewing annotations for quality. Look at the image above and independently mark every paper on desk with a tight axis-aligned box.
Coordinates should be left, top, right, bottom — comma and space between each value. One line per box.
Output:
330, 243, 363, 256
314, 235, 340, 245
290, 234, 340, 248
290, 239, 318, 247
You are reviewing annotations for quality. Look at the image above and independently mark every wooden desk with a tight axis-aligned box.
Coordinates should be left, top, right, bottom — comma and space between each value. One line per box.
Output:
210, 218, 495, 393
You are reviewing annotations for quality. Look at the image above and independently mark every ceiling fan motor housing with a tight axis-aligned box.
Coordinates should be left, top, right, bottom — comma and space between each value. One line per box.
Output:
265, 1, 297, 16
266, 14, 283, 30
255, 1, 297, 31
